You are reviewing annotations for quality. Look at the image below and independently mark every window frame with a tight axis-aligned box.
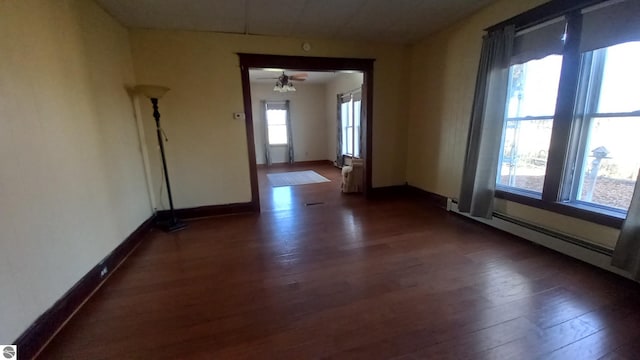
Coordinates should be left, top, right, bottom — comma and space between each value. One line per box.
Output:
493, 6, 638, 229
562, 48, 640, 212
497, 52, 564, 195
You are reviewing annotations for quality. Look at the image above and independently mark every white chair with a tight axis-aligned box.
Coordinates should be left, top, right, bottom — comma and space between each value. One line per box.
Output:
341, 158, 364, 193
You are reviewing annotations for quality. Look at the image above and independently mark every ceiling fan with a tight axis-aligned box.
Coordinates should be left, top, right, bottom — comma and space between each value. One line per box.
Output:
258, 71, 308, 92
258, 71, 308, 83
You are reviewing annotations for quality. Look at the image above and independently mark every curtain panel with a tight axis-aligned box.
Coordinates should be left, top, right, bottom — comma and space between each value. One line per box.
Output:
605, 0, 640, 281
612, 169, 640, 280
458, 26, 515, 218
261, 100, 271, 166
285, 100, 294, 164
354, 89, 363, 158
336, 94, 343, 167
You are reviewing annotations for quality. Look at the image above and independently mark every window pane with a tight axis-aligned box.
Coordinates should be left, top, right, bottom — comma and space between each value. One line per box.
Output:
506, 55, 563, 118
354, 126, 360, 158
341, 102, 350, 154
499, 54, 559, 194
341, 102, 350, 125
575, 117, 640, 210
595, 42, 640, 114
497, 119, 553, 193
268, 124, 287, 145
266, 109, 287, 125
569, 41, 640, 211
354, 101, 361, 157
342, 126, 348, 154
346, 126, 353, 155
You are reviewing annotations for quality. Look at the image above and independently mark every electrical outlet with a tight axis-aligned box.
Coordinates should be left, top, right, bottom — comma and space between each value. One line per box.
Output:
100, 266, 108, 278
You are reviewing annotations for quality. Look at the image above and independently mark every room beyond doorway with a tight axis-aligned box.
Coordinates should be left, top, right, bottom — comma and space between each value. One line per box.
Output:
248, 69, 363, 167
238, 54, 374, 212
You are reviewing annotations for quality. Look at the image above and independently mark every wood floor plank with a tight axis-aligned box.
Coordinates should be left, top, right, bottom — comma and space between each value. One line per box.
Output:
37, 164, 640, 359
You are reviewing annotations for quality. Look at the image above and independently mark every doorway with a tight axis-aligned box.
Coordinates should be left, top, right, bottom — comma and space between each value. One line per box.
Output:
238, 54, 374, 212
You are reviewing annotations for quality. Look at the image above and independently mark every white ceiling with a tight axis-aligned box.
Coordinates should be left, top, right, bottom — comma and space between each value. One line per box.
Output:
95, 0, 494, 44
249, 69, 352, 84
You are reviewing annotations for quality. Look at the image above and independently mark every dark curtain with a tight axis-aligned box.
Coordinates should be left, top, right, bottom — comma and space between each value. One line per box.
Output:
458, 26, 515, 218
336, 94, 343, 167
285, 100, 294, 164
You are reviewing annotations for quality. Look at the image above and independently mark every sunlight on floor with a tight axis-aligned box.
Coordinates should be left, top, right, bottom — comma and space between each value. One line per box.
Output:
270, 186, 293, 211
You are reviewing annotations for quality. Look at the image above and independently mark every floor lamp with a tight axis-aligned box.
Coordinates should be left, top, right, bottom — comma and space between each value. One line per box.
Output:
135, 85, 187, 232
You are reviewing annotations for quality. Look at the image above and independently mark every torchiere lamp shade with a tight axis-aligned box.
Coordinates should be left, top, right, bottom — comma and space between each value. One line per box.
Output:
134, 85, 170, 99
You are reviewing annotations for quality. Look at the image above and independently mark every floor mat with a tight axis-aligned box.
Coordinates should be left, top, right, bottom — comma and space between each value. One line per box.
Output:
267, 170, 331, 187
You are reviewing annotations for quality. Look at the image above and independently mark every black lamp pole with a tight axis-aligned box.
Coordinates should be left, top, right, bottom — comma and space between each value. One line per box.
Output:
150, 97, 186, 232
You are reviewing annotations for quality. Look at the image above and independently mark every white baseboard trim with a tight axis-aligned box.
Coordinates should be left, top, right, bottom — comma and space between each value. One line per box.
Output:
446, 199, 632, 280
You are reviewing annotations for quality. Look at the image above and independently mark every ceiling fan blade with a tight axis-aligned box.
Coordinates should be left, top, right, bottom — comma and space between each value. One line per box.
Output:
290, 78, 306, 81
290, 73, 308, 78
256, 77, 279, 80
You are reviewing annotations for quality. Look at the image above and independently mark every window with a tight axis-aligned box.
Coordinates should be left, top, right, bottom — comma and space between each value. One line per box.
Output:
497, 54, 562, 194
341, 91, 362, 157
494, 0, 640, 223
341, 101, 351, 155
565, 41, 640, 211
266, 108, 288, 145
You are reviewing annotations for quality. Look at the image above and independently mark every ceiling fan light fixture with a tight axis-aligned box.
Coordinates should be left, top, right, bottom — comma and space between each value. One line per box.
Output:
269, 71, 305, 92
273, 80, 296, 93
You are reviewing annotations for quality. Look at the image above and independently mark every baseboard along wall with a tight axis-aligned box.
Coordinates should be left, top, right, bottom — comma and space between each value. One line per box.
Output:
14, 215, 156, 360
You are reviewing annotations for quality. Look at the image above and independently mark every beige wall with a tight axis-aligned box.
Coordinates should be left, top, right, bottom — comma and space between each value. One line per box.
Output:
130, 30, 410, 210
325, 73, 365, 162
406, 0, 620, 248
250, 83, 328, 165
0, 0, 151, 342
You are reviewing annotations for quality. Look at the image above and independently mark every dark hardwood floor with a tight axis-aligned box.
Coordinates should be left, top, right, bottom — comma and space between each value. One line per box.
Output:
40, 164, 640, 359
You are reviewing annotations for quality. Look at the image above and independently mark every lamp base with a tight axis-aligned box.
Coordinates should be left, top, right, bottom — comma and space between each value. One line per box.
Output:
157, 218, 188, 233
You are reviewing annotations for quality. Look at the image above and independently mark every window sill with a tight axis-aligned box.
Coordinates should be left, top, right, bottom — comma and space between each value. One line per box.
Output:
495, 189, 624, 229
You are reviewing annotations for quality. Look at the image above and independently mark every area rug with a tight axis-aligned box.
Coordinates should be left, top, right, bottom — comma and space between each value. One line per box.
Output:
267, 170, 331, 187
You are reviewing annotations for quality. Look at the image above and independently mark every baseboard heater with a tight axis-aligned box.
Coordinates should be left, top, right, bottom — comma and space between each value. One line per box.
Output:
445, 198, 629, 278
490, 211, 613, 256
